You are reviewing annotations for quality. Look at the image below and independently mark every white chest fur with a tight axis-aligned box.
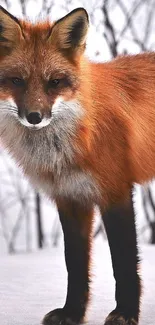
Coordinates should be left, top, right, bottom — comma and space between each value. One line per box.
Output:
32, 169, 101, 204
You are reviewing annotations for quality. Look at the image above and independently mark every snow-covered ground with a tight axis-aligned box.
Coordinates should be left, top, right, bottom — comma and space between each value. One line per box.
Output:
0, 239, 155, 325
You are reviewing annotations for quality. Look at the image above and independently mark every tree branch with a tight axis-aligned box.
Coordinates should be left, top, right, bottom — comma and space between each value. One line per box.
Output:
101, 0, 118, 57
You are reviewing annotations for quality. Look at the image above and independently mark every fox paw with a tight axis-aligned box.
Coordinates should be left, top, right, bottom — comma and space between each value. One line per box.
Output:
104, 311, 138, 325
42, 308, 79, 325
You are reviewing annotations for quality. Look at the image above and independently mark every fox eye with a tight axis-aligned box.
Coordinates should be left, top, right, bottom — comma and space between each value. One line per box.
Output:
48, 79, 60, 88
11, 77, 25, 87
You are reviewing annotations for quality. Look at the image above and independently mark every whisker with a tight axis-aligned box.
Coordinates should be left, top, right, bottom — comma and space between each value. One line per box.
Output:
0, 108, 18, 114
4, 105, 18, 109
52, 111, 62, 115
0, 106, 18, 113
0, 103, 18, 109
1, 106, 17, 110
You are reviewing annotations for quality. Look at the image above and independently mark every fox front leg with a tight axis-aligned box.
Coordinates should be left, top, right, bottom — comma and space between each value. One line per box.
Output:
101, 190, 141, 325
42, 200, 93, 325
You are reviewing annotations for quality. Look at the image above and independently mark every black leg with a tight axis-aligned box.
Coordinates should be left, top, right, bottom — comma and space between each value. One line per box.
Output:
42, 200, 93, 325
101, 190, 141, 325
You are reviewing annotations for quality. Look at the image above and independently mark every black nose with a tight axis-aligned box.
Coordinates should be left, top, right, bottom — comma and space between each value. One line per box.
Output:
26, 112, 42, 125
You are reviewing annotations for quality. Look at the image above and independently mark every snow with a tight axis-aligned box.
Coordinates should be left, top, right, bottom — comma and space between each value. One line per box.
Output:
0, 239, 155, 325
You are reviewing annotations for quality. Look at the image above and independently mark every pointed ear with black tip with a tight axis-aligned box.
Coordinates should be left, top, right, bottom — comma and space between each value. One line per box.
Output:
0, 6, 23, 56
49, 8, 89, 56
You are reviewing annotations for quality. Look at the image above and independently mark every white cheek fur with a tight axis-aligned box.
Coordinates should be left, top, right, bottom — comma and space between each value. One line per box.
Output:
0, 96, 84, 129
52, 96, 83, 119
0, 98, 18, 117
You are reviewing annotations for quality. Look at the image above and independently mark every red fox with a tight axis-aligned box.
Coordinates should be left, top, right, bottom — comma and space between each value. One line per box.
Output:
1, 5, 154, 325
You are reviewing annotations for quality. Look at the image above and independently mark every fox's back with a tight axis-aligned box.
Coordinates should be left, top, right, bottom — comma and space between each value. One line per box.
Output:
88, 54, 155, 185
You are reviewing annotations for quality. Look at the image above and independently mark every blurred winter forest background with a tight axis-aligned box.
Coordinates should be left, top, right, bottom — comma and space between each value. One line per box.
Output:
0, 0, 155, 254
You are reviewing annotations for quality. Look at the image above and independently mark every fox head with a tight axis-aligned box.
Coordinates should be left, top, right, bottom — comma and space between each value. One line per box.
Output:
0, 6, 89, 130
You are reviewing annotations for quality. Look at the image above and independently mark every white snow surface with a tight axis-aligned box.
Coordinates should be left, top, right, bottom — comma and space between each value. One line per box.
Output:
0, 239, 155, 325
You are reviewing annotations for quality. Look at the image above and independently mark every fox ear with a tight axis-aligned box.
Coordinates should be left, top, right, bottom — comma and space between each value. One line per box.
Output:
50, 8, 89, 55
0, 6, 23, 55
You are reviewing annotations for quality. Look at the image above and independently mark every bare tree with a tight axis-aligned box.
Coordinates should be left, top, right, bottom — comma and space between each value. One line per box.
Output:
142, 187, 155, 244
36, 193, 44, 248
0, 151, 34, 253
100, 0, 155, 58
